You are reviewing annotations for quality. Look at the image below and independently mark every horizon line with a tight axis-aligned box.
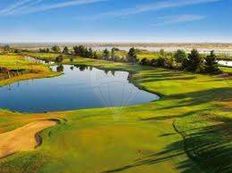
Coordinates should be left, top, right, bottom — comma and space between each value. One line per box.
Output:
1, 41, 232, 44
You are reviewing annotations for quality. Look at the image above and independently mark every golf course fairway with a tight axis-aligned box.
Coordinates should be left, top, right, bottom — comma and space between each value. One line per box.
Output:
0, 55, 231, 173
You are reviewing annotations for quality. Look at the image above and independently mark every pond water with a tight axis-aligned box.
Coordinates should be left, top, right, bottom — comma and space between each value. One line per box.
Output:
218, 60, 232, 67
0, 65, 159, 113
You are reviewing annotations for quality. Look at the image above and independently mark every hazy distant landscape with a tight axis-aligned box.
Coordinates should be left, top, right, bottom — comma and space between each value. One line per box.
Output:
5, 42, 232, 54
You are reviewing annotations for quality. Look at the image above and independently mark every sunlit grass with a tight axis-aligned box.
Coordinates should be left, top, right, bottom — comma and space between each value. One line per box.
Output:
0, 53, 58, 86
0, 53, 231, 173
220, 66, 232, 73
25, 52, 60, 61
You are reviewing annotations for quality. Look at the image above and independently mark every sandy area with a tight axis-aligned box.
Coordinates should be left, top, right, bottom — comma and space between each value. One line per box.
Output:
0, 120, 57, 159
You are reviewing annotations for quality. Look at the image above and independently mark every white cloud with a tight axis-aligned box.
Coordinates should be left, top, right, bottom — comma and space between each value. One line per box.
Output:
0, 0, 107, 16
0, 0, 33, 15
90, 0, 221, 19
153, 14, 206, 26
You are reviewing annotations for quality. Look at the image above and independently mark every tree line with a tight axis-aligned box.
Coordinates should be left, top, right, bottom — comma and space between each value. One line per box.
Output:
140, 49, 220, 74
43, 45, 221, 74
0, 45, 222, 74
49, 45, 138, 63
0, 44, 225, 74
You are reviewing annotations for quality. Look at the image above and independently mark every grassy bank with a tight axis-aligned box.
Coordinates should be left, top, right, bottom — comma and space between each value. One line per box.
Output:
24, 52, 61, 61
0, 54, 58, 86
220, 66, 232, 74
0, 54, 231, 173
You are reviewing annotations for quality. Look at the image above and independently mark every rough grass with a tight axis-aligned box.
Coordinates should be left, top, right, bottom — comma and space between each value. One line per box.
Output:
0, 54, 58, 86
137, 51, 160, 60
114, 50, 161, 60
0, 53, 231, 173
24, 53, 60, 61
220, 66, 232, 74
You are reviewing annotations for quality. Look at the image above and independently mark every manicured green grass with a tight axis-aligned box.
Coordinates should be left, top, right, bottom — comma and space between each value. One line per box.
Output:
0, 54, 232, 173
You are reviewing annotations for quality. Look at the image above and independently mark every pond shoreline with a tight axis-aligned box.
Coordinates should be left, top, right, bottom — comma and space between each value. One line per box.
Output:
0, 59, 160, 113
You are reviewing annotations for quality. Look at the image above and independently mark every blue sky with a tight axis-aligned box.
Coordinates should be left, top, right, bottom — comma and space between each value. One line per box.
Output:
0, 0, 231, 42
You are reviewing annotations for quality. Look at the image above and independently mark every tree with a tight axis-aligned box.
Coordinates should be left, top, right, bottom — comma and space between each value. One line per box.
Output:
56, 65, 64, 72
165, 57, 175, 69
55, 55, 63, 63
93, 51, 98, 59
73, 45, 95, 58
73, 46, 80, 56
73, 45, 86, 57
159, 49, 165, 57
140, 58, 149, 66
127, 48, 138, 63
103, 49, 110, 60
111, 48, 116, 61
156, 57, 166, 67
204, 50, 220, 74
3, 45, 11, 53
150, 59, 157, 66
52, 45, 61, 53
174, 49, 187, 63
63, 46, 69, 54
87, 48, 93, 58
112, 47, 119, 51
14, 49, 21, 53
186, 49, 203, 72
39, 48, 50, 53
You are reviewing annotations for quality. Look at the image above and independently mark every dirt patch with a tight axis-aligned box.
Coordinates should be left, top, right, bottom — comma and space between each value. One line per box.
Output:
0, 120, 57, 159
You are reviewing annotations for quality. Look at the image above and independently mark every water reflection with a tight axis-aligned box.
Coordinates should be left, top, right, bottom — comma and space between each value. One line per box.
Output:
0, 65, 159, 112
56, 65, 64, 72
218, 60, 232, 67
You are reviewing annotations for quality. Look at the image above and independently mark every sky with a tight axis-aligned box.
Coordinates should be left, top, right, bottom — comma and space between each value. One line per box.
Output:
0, 0, 231, 43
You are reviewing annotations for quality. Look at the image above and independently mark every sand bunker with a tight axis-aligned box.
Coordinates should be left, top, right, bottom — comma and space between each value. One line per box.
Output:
0, 120, 57, 159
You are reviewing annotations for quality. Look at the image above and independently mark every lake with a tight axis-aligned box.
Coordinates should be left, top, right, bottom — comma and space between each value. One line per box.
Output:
218, 60, 232, 67
0, 65, 159, 113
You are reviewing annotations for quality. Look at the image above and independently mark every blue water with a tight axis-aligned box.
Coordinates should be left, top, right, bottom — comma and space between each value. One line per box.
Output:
0, 65, 159, 113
